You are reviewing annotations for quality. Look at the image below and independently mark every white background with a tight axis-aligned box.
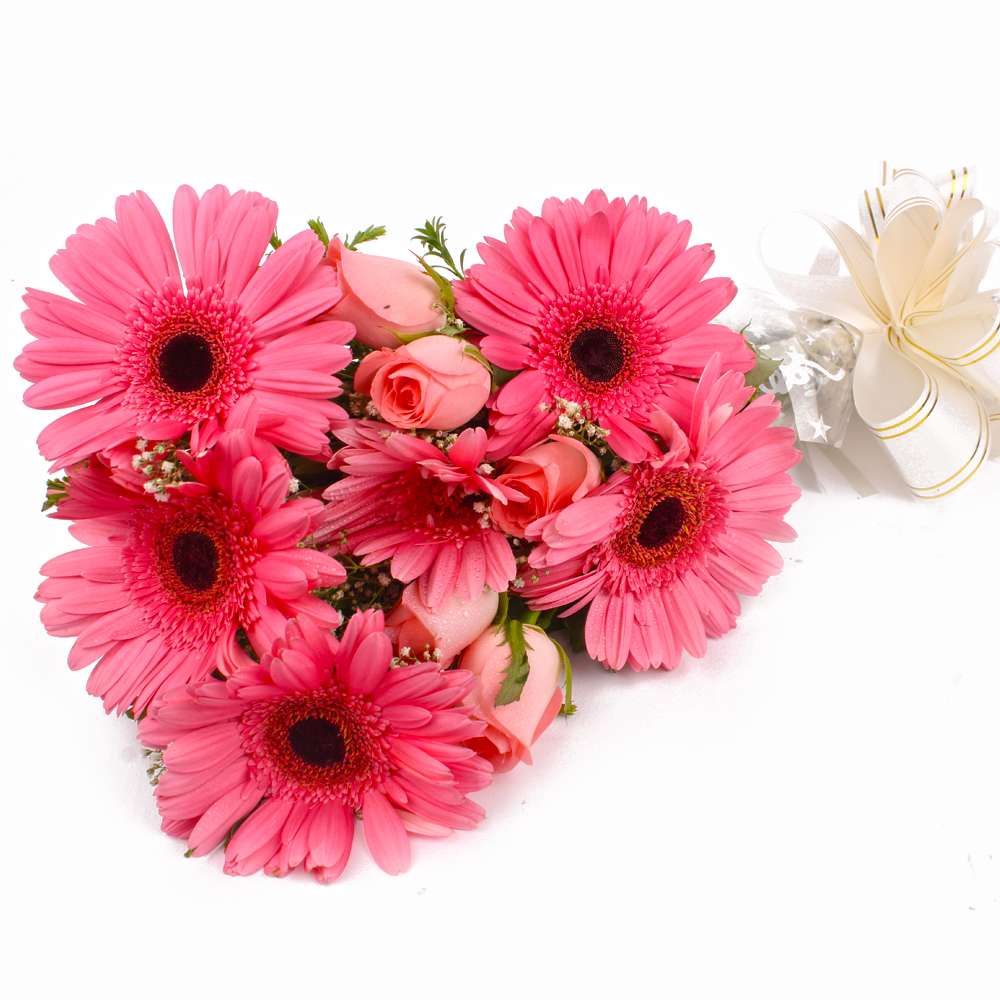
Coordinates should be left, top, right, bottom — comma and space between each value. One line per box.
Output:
2, 1, 998, 997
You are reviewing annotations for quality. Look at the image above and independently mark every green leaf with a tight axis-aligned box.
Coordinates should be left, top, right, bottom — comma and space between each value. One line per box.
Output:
491, 364, 520, 388
739, 319, 783, 392
392, 326, 447, 345
269, 230, 282, 251
505, 594, 528, 621
533, 609, 555, 632
462, 342, 492, 373
491, 591, 509, 626
346, 224, 386, 251
744, 354, 782, 389
307, 218, 330, 249
494, 618, 533, 707
565, 607, 588, 654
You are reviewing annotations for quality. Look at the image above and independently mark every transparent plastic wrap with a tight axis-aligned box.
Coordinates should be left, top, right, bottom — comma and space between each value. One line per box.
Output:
725, 287, 859, 448
722, 288, 882, 496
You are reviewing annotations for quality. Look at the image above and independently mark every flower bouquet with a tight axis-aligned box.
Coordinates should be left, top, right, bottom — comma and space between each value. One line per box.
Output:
17, 186, 801, 881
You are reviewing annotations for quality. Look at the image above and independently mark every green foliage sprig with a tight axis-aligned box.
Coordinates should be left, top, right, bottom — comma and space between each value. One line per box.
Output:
344, 224, 386, 250
306, 218, 385, 252
306, 218, 330, 248
412, 217, 467, 280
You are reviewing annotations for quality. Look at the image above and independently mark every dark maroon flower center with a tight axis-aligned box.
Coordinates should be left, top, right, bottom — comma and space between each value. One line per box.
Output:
636, 496, 685, 548
288, 717, 347, 767
171, 531, 219, 591
569, 328, 625, 382
158, 333, 214, 393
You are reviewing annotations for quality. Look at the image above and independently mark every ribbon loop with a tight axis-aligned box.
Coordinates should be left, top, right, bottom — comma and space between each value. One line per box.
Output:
762, 166, 1000, 497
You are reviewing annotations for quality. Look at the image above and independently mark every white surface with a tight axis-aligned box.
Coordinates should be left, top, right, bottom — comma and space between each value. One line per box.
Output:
2, 2, 998, 998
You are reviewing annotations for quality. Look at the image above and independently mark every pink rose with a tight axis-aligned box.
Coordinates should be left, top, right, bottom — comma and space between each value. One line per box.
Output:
460, 626, 563, 773
490, 435, 602, 537
325, 237, 445, 348
385, 583, 499, 669
355, 335, 492, 430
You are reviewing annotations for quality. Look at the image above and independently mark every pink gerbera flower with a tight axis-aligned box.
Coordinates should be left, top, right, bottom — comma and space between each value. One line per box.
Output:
37, 400, 345, 715
523, 357, 801, 671
16, 185, 353, 470
453, 190, 755, 461
317, 423, 522, 612
139, 612, 492, 881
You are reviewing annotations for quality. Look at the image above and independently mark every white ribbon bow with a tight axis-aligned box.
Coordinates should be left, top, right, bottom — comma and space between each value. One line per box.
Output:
763, 166, 1000, 498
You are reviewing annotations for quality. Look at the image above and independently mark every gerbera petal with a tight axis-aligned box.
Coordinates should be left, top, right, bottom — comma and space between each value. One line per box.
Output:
50, 230, 146, 318
603, 590, 633, 671
251, 506, 312, 549
453, 287, 538, 345
584, 589, 611, 665
652, 588, 682, 668
115, 190, 180, 291
642, 244, 715, 315
255, 552, 309, 599
220, 205, 278, 298
419, 543, 460, 611
36, 396, 137, 471
344, 631, 392, 696
665, 582, 707, 658
21, 287, 126, 345
397, 812, 454, 837
366, 532, 425, 578
305, 801, 354, 873
228, 455, 263, 510
653, 275, 737, 332
239, 229, 326, 324
224, 797, 293, 876
684, 570, 736, 638
445, 427, 488, 470
726, 510, 799, 542
609, 209, 649, 286
187, 782, 264, 857
546, 494, 625, 543
714, 439, 804, 488
601, 412, 660, 463
579, 210, 612, 282
457, 539, 487, 598
528, 216, 571, 295
361, 791, 411, 875
171, 183, 203, 283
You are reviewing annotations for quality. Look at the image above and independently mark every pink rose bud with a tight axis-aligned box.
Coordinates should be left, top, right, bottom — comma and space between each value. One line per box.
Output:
490, 435, 602, 537
325, 237, 445, 348
385, 583, 499, 668
460, 626, 563, 773
355, 335, 492, 430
